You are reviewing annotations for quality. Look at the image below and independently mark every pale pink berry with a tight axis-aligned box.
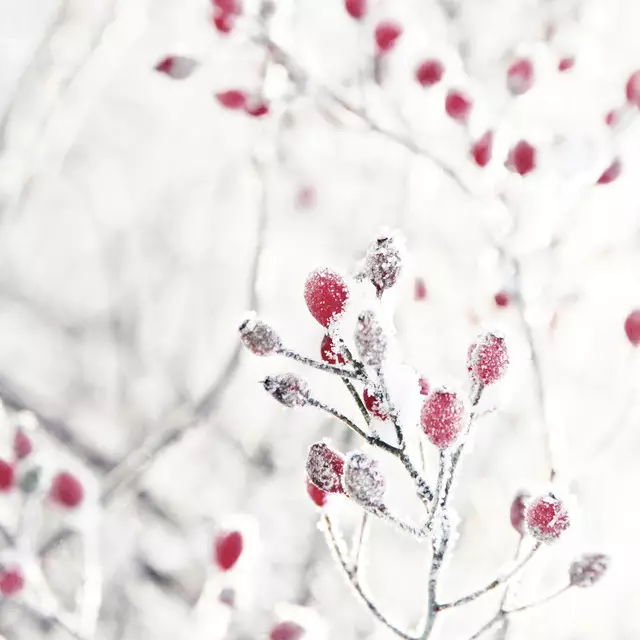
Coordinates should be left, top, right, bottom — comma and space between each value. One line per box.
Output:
263, 374, 309, 408
361, 235, 402, 294
494, 290, 510, 307
14, 429, 32, 460
507, 140, 536, 175
342, 451, 386, 508
420, 388, 465, 449
418, 377, 430, 396
510, 491, 529, 534
597, 158, 621, 184
296, 185, 316, 210
239, 316, 281, 355
306, 477, 327, 507
354, 311, 387, 367
569, 553, 609, 587
468, 332, 509, 386
416, 59, 444, 87
471, 131, 493, 167
0, 568, 24, 597
375, 21, 403, 54
306, 442, 345, 494
445, 90, 472, 122
507, 58, 534, 95
155, 56, 198, 80
525, 494, 570, 542
605, 109, 619, 127
363, 385, 388, 420
320, 334, 346, 365
0, 460, 14, 492
415, 277, 427, 301
270, 621, 306, 640
214, 530, 243, 571
304, 269, 349, 327
50, 471, 84, 508
345, 0, 366, 19
558, 57, 575, 72
215, 89, 247, 110
624, 309, 640, 345
625, 70, 640, 107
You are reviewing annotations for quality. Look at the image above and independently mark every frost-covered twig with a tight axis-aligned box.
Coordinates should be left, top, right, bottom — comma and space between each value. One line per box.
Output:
279, 349, 364, 381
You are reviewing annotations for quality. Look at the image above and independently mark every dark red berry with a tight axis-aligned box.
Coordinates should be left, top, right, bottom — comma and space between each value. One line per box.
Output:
363, 385, 388, 420
525, 494, 570, 542
262, 374, 309, 408
605, 109, 619, 127
154, 56, 197, 80
507, 140, 536, 175
13, 429, 32, 460
0, 460, 15, 492
0, 569, 24, 597
345, 0, 366, 19
415, 277, 427, 301
445, 90, 472, 122
558, 57, 575, 72
510, 491, 529, 534
624, 309, 640, 345
239, 316, 282, 355
468, 332, 509, 385
597, 158, 621, 184
494, 290, 510, 307
214, 530, 243, 571
306, 477, 327, 507
569, 553, 609, 588
375, 21, 403, 53
304, 269, 349, 327
49, 471, 84, 508
270, 621, 305, 640
471, 131, 493, 167
320, 334, 345, 365
625, 70, 640, 107
507, 58, 534, 95
306, 442, 345, 494
215, 90, 247, 110
420, 388, 465, 449
415, 59, 444, 87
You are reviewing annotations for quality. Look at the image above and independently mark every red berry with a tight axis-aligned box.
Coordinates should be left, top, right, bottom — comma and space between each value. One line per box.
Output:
345, 0, 366, 20
507, 58, 534, 95
213, 12, 234, 34
154, 56, 197, 80
597, 158, 621, 184
507, 140, 536, 175
306, 477, 327, 507
494, 290, 510, 307
418, 377, 430, 396
245, 99, 269, 117
320, 334, 345, 365
215, 90, 247, 110
304, 269, 349, 327
375, 21, 403, 54
468, 332, 509, 386
445, 90, 472, 122
354, 311, 387, 366
361, 235, 402, 294
263, 374, 309, 408
471, 131, 493, 167
214, 530, 244, 571
306, 442, 345, 494
569, 553, 609, 588
415, 59, 445, 87
270, 621, 306, 640
0, 569, 24, 597
212, 0, 240, 12
239, 316, 282, 355
0, 460, 15, 492
363, 385, 388, 420
558, 57, 575, 72
605, 109, 619, 127
624, 309, 640, 345
420, 388, 465, 449
625, 70, 640, 107
49, 471, 84, 508
415, 277, 427, 301
510, 491, 529, 534
525, 494, 570, 542
342, 451, 386, 508
14, 429, 32, 460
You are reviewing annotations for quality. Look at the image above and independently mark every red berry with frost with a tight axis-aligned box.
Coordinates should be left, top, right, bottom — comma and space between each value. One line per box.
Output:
0, 569, 24, 597
558, 57, 575, 72
0, 460, 14, 492
304, 269, 349, 327
14, 429, 32, 460
320, 334, 345, 365
270, 621, 306, 640
306, 442, 345, 494
50, 471, 84, 508
239, 316, 282, 355
507, 140, 536, 175
525, 494, 570, 542
494, 290, 510, 307
375, 21, 402, 54
419, 377, 430, 396
354, 311, 387, 366
342, 451, 386, 508
597, 158, 621, 184
624, 309, 640, 345
263, 374, 309, 408
625, 70, 640, 107
471, 131, 493, 167
569, 553, 609, 587
510, 491, 529, 534
215, 90, 247, 110
213, 12, 234, 34
420, 388, 465, 449
415, 277, 427, 301
154, 56, 197, 80
445, 90, 472, 122
468, 332, 509, 385
345, 0, 366, 20
214, 530, 243, 571
306, 477, 327, 507
360, 235, 403, 294
416, 59, 444, 87
605, 109, 619, 127
507, 58, 534, 95
363, 385, 388, 420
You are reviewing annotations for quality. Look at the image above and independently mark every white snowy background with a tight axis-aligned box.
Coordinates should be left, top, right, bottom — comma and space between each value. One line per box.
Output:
0, 0, 639, 638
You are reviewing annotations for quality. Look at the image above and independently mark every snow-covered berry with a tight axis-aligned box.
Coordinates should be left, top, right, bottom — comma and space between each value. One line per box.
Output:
507, 58, 534, 95
510, 491, 529, 534
597, 158, 621, 184
270, 621, 306, 640
363, 385, 388, 420
306, 442, 345, 494
320, 334, 345, 365
304, 269, 349, 327
494, 290, 510, 307
262, 374, 309, 408
154, 56, 198, 80
558, 57, 575, 72
14, 429, 32, 460
239, 316, 282, 355
445, 90, 472, 122
355, 311, 387, 367
507, 140, 536, 175
420, 388, 466, 449
375, 21, 403, 54
569, 553, 609, 588
416, 59, 444, 87
0, 459, 15, 492
0, 568, 24, 597
342, 451, 386, 509
214, 530, 243, 571
415, 277, 427, 301
626, 70, 640, 107
306, 477, 327, 507
525, 494, 570, 542
49, 471, 84, 508
471, 131, 493, 167
360, 235, 403, 294
624, 310, 640, 345
345, 0, 366, 19
215, 89, 247, 110
468, 332, 509, 386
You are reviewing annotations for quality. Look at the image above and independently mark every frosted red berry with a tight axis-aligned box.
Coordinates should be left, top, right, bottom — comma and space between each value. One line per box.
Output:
363, 385, 388, 420
558, 57, 575, 72
263, 374, 309, 408
375, 21, 403, 54
50, 471, 84, 508
214, 530, 243, 571
0, 569, 24, 597
415, 59, 444, 87
306, 442, 345, 494
525, 494, 570, 542
510, 491, 529, 534
355, 311, 387, 366
597, 158, 621, 184
239, 316, 282, 355
14, 429, 32, 460
471, 131, 493, 167
445, 90, 472, 122
569, 553, 609, 587
625, 70, 640, 107
361, 235, 402, 294
494, 290, 510, 307
215, 90, 247, 110
624, 309, 640, 345
418, 377, 430, 396
420, 388, 465, 449
270, 621, 305, 640
306, 477, 327, 507
154, 56, 197, 80
320, 334, 345, 365
342, 451, 386, 508
345, 0, 366, 19
507, 140, 536, 175
0, 460, 14, 492
415, 277, 427, 301
468, 332, 509, 386
507, 58, 534, 95
304, 269, 349, 327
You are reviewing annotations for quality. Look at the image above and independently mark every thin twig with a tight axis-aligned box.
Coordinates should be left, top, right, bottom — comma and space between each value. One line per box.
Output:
280, 348, 364, 381
505, 584, 571, 614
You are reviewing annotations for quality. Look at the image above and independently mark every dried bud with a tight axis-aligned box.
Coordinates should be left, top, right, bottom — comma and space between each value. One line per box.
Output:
360, 235, 403, 294
239, 315, 282, 355
306, 442, 345, 494
342, 451, 386, 508
510, 491, 529, 534
468, 332, 509, 386
354, 311, 387, 367
263, 374, 309, 407
569, 553, 609, 587
525, 494, 570, 542
420, 387, 466, 449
